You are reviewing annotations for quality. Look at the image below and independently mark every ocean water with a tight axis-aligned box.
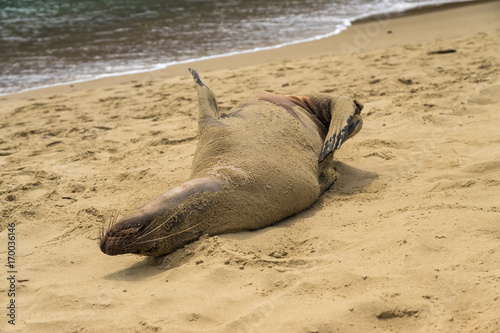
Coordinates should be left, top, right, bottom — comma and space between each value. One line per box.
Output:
0, 0, 473, 95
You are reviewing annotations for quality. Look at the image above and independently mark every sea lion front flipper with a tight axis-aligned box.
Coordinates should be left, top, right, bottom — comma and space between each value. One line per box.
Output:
318, 97, 363, 162
189, 68, 220, 124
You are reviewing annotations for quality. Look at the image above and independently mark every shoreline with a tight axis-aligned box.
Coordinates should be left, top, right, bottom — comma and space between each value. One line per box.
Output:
1, 0, 498, 102
354, 0, 495, 22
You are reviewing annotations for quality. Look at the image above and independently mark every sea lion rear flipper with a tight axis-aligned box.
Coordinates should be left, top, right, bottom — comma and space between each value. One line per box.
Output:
318, 97, 363, 162
189, 68, 219, 123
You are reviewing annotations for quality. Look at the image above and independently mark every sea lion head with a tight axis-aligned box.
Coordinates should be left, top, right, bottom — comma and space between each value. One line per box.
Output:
100, 177, 223, 257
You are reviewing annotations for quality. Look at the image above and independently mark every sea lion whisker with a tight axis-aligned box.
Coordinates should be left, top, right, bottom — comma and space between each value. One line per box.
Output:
99, 219, 105, 241
109, 201, 128, 230
100, 210, 115, 241
135, 212, 177, 241
114, 200, 127, 226
125, 220, 206, 248
100, 201, 128, 242
109, 209, 117, 229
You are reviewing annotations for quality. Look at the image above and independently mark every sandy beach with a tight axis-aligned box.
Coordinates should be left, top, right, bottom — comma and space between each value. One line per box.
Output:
1, 1, 499, 332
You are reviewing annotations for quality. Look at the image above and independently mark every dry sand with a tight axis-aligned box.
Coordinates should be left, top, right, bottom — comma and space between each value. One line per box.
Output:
1, 1, 499, 332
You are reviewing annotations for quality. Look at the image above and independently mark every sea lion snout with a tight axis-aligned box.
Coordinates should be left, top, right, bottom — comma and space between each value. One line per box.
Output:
100, 215, 173, 256
100, 220, 146, 255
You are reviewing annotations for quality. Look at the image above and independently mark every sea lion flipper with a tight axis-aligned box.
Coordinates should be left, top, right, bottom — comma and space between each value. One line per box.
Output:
189, 68, 219, 122
189, 68, 205, 87
318, 97, 363, 162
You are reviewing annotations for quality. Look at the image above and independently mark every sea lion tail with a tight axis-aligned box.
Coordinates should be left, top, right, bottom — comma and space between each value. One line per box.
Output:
188, 68, 220, 123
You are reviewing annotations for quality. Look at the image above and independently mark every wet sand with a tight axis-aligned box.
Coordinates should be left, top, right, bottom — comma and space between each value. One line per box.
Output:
1, 1, 499, 332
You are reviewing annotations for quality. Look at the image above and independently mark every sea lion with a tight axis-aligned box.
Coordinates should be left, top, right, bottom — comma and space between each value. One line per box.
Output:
100, 68, 363, 257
